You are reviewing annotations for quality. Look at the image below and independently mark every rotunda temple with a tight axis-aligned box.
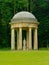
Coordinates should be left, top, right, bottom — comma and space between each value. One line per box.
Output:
10, 11, 39, 50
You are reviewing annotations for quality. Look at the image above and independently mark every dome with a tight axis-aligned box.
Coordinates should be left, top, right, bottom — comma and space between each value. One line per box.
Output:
11, 11, 38, 23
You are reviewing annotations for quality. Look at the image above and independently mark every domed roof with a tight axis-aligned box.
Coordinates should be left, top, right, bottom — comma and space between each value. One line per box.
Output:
11, 11, 38, 23
13, 11, 36, 19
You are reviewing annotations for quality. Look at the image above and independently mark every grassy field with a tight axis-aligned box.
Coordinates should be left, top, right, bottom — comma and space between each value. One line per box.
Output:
0, 50, 49, 65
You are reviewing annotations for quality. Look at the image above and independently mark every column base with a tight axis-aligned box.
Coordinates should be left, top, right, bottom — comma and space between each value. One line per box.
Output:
34, 48, 38, 50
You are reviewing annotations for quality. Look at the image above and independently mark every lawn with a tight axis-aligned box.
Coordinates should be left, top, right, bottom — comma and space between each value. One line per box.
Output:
0, 50, 49, 65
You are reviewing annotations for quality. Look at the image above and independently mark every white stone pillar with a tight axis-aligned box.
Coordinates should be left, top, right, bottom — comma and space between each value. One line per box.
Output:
17, 30, 19, 50
19, 28, 22, 50
11, 28, 15, 50
27, 30, 29, 50
34, 28, 38, 50
29, 27, 32, 50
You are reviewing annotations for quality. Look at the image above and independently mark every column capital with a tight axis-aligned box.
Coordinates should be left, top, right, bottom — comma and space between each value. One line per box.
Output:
35, 27, 38, 29
19, 27, 22, 29
29, 27, 32, 33
19, 27, 22, 32
29, 27, 32, 29
11, 28, 14, 30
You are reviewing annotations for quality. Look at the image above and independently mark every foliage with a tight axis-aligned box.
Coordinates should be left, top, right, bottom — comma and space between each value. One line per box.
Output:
0, 0, 49, 48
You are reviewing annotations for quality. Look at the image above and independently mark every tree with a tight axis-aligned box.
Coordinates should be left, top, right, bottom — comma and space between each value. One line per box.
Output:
0, 0, 49, 49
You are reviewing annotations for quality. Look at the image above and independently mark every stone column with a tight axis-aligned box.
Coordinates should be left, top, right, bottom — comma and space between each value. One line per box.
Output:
27, 30, 29, 50
17, 29, 19, 50
34, 28, 38, 50
11, 28, 15, 50
18, 27, 22, 50
29, 27, 32, 50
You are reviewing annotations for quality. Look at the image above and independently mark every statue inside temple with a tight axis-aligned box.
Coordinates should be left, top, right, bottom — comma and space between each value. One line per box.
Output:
23, 38, 26, 50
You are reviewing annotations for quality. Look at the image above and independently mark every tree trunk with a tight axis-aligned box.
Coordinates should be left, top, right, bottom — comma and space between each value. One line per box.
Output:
28, 0, 30, 12
14, 0, 16, 15
47, 40, 49, 49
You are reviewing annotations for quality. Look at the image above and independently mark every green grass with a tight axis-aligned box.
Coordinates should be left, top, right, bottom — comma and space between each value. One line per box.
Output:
0, 50, 49, 65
